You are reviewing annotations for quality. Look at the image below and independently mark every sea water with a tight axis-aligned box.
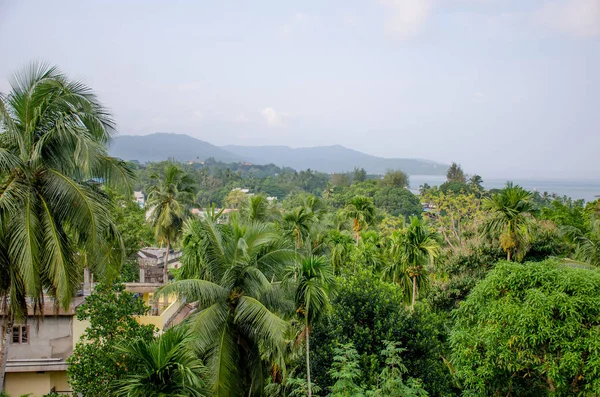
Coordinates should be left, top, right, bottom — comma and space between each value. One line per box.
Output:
409, 175, 600, 203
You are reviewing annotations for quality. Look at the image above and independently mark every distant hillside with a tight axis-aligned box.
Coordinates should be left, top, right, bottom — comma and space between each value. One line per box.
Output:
222, 144, 447, 175
110, 133, 242, 163
110, 133, 448, 175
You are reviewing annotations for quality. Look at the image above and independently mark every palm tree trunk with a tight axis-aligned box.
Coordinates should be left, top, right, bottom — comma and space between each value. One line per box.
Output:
411, 276, 417, 311
305, 319, 312, 397
0, 325, 10, 392
507, 250, 511, 261
163, 239, 170, 284
296, 228, 301, 249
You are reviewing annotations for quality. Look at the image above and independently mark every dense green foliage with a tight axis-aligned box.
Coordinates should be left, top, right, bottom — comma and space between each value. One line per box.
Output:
4, 65, 600, 397
311, 271, 453, 395
67, 282, 155, 397
114, 326, 208, 397
451, 260, 600, 396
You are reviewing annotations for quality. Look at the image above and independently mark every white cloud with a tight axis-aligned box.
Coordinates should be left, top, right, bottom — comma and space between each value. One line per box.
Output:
538, 0, 600, 37
380, 0, 433, 39
261, 107, 286, 126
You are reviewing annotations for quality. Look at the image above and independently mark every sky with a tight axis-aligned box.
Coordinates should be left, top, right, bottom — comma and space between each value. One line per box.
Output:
0, 0, 599, 179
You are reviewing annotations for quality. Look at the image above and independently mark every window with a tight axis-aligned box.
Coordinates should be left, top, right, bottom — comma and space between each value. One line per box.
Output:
11, 325, 29, 344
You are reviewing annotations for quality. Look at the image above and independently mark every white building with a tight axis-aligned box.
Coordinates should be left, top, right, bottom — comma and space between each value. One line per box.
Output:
133, 191, 145, 208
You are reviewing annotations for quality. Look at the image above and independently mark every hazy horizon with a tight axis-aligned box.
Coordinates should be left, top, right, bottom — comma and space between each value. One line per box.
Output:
1, 0, 598, 179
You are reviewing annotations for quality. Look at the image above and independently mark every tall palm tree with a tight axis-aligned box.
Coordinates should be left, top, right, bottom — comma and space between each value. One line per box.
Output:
158, 217, 296, 396
284, 255, 335, 397
562, 216, 600, 267
482, 182, 535, 261
358, 230, 385, 273
0, 63, 132, 390
325, 230, 355, 273
344, 196, 376, 245
384, 217, 440, 310
283, 207, 314, 249
239, 194, 271, 223
114, 326, 208, 397
146, 163, 196, 283
403, 216, 440, 311
468, 174, 484, 197
383, 230, 413, 301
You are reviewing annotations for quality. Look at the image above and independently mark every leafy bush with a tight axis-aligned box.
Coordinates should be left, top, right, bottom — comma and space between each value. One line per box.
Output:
311, 270, 456, 396
451, 260, 600, 396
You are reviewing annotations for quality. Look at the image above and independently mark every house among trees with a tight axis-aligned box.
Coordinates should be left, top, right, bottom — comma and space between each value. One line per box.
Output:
137, 247, 182, 284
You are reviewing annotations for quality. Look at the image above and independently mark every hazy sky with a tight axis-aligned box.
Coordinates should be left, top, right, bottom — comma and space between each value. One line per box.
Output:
1, 0, 598, 178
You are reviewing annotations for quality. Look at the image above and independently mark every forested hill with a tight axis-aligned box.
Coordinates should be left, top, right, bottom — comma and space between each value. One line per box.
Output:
222, 144, 447, 175
109, 133, 243, 164
110, 133, 448, 175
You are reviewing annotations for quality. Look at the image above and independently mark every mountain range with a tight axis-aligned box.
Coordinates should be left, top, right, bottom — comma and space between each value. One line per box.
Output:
109, 133, 448, 175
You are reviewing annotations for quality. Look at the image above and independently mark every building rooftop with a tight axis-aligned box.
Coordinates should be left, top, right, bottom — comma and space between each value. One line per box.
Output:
0, 296, 85, 317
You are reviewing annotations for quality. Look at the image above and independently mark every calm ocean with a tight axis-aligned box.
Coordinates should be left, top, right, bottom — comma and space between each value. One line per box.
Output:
409, 175, 600, 203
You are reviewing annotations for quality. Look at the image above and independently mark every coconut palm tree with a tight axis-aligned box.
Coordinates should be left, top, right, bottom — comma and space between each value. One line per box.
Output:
562, 216, 600, 267
403, 216, 440, 311
482, 182, 535, 261
468, 174, 484, 197
284, 255, 335, 397
283, 207, 314, 249
239, 194, 272, 223
158, 216, 296, 397
325, 230, 355, 273
114, 326, 208, 397
385, 217, 440, 310
344, 196, 376, 245
0, 63, 131, 319
0, 63, 133, 390
146, 163, 196, 283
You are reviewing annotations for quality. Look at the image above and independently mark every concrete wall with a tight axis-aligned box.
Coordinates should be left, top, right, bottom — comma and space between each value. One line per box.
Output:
4, 371, 70, 396
137, 297, 182, 331
8, 317, 73, 360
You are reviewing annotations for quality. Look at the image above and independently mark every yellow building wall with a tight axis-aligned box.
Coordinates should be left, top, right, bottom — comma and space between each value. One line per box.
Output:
50, 371, 71, 394
5, 371, 70, 396
72, 317, 90, 350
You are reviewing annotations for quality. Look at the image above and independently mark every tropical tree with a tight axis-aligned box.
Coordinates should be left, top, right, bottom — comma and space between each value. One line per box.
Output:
481, 182, 535, 261
114, 326, 208, 397
325, 230, 355, 273
370, 341, 429, 397
562, 215, 600, 267
344, 196, 376, 245
468, 174, 484, 195
158, 216, 296, 396
285, 256, 335, 397
385, 217, 440, 310
383, 230, 413, 300
446, 162, 466, 183
382, 170, 409, 189
451, 260, 600, 395
223, 188, 248, 209
67, 282, 155, 397
146, 163, 196, 283
404, 217, 440, 310
283, 207, 314, 249
239, 194, 272, 223
329, 342, 365, 397
0, 64, 133, 387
